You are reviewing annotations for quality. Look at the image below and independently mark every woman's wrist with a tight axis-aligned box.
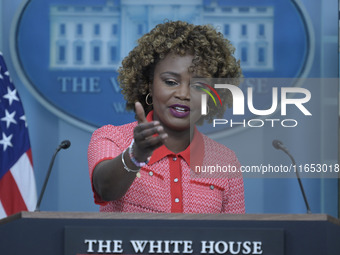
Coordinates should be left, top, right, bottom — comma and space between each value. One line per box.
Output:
120, 139, 149, 178
121, 148, 140, 173
129, 139, 150, 167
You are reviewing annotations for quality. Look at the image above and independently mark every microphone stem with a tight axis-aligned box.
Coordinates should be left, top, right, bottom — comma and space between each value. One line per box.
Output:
35, 147, 61, 212
285, 150, 312, 214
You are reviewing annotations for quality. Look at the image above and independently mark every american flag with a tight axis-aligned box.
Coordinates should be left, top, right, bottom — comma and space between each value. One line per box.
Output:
0, 52, 37, 218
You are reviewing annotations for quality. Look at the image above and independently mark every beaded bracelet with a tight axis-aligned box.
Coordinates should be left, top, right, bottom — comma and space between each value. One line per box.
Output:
128, 139, 149, 167
121, 148, 140, 173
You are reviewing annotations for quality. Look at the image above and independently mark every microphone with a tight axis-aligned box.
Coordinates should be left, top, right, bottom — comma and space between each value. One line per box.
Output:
35, 140, 71, 211
272, 139, 312, 214
272, 139, 288, 153
58, 140, 71, 150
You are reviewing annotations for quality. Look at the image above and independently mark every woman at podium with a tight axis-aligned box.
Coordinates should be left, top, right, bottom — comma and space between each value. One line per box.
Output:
88, 21, 245, 214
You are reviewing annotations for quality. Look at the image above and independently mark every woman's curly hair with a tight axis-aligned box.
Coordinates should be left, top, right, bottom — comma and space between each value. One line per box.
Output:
118, 20, 242, 124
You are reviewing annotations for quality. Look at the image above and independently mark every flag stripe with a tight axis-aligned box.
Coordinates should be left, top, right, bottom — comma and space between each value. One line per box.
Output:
27, 148, 33, 166
0, 170, 28, 216
0, 201, 6, 219
10, 151, 37, 211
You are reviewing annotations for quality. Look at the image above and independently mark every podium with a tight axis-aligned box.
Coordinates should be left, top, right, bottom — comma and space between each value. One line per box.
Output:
0, 212, 339, 255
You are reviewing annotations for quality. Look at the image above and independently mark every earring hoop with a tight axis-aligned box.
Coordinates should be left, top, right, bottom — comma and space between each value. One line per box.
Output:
145, 93, 153, 106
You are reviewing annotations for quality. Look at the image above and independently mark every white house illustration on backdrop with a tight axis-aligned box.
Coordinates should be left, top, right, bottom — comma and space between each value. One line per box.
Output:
49, 0, 274, 71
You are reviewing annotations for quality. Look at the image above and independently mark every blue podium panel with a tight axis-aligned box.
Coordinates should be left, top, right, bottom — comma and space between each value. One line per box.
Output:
0, 212, 339, 255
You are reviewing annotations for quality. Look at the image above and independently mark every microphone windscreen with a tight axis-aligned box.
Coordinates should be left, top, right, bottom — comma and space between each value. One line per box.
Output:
272, 139, 283, 150
60, 140, 71, 149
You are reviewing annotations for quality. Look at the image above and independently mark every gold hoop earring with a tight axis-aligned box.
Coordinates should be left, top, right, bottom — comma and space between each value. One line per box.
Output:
145, 93, 153, 106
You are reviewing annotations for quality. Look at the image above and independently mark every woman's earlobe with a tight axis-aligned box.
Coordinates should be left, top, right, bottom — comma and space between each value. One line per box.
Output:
145, 93, 153, 106
149, 83, 153, 95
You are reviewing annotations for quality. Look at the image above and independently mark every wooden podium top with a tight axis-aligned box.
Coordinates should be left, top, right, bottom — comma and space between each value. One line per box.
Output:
1, 211, 339, 226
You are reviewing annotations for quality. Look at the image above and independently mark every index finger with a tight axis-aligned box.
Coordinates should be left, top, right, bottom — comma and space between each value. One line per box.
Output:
135, 101, 147, 124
